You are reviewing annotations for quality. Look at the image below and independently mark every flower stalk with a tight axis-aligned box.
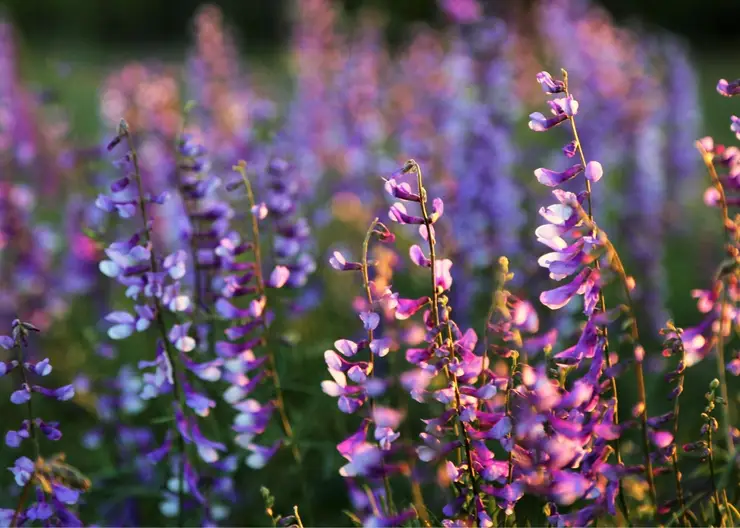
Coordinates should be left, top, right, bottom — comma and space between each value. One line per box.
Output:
697, 142, 737, 463
410, 159, 481, 517
121, 124, 190, 524
571, 199, 658, 511
234, 162, 301, 465
562, 69, 632, 523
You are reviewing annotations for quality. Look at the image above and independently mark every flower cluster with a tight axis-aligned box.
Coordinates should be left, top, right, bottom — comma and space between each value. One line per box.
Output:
528, 70, 666, 523
324, 215, 421, 525
0, 319, 84, 526
262, 158, 315, 289
1, 2, 737, 527
214, 161, 297, 474
99, 123, 228, 522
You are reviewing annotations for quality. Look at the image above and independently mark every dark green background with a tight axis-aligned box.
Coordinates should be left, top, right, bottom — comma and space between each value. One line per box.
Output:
0, 0, 735, 52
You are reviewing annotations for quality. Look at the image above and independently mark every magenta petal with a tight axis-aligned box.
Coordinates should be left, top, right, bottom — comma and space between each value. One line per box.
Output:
434, 259, 453, 291
534, 164, 583, 187
409, 245, 430, 267
395, 297, 430, 320
540, 268, 591, 310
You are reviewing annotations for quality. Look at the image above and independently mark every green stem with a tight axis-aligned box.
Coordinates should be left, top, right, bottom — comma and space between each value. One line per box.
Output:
411, 160, 480, 523
11, 326, 42, 526
697, 142, 738, 499
708, 425, 724, 526
575, 205, 658, 512
563, 70, 632, 524
360, 218, 396, 515
11, 481, 32, 527
715, 285, 735, 454
123, 128, 189, 526
234, 163, 313, 523
670, 338, 689, 527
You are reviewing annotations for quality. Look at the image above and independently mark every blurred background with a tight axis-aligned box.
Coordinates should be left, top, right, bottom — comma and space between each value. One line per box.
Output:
0, 0, 739, 525
3, 0, 740, 47
0, 0, 737, 146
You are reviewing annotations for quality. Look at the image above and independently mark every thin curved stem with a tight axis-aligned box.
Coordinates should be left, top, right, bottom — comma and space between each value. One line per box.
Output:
235, 163, 299, 461
234, 163, 314, 523
360, 218, 397, 515
11, 481, 32, 527
575, 205, 658, 511
563, 70, 632, 524
670, 337, 689, 527
410, 160, 480, 522
708, 425, 724, 526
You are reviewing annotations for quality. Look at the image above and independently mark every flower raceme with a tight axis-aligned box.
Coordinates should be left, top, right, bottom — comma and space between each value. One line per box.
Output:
322, 218, 416, 525
99, 125, 229, 522
0, 320, 86, 526
527, 69, 664, 521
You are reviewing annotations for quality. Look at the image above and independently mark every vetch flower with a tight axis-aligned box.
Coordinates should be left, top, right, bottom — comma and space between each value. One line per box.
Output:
534, 164, 583, 187
536, 71, 566, 94
717, 78, 740, 97
329, 251, 363, 271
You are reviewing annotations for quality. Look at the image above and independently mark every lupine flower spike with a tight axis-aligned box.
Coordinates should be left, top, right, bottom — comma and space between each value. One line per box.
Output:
323, 214, 418, 526
101, 121, 225, 523
226, 161, 304, 472
0, 319, 87, 527
529, 69, 663, 522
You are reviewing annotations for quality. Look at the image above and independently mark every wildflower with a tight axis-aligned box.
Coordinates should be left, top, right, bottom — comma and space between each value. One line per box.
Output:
1, 321, 88, 523
717, 78, 740, 97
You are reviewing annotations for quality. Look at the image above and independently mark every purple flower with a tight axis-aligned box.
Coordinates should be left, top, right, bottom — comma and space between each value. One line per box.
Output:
409, 245, 431, 267
169, 322, 195, 353
29, 359, 52, 376
534, 164, 583, 187
717, 78, 740, 97
162, 250, 187, 280
728, 358, 740, 376
435, 259, 453, 291
329, 251, 363, 271
551, 471, 593, 505
105, 311, 136, 340
369, 337, 392, 358
11, 385, 31, 404
268, 265, 290, 288
33, 384, 75, 401
438, 0, 481, 23
38, 420, 62, 441
52, 483, 80, 505
5, 420, 31, 447
372, 406, 403, 450
529, 111, 569, 132
384, 179, 420, 202
26, 499, 52, 521
245, 440, 281, 469
334, 339, 359, 357
536, 71, 566, 94
394, 297, 430, 320
10, 456, 34, 485
540, 267, 593, 310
